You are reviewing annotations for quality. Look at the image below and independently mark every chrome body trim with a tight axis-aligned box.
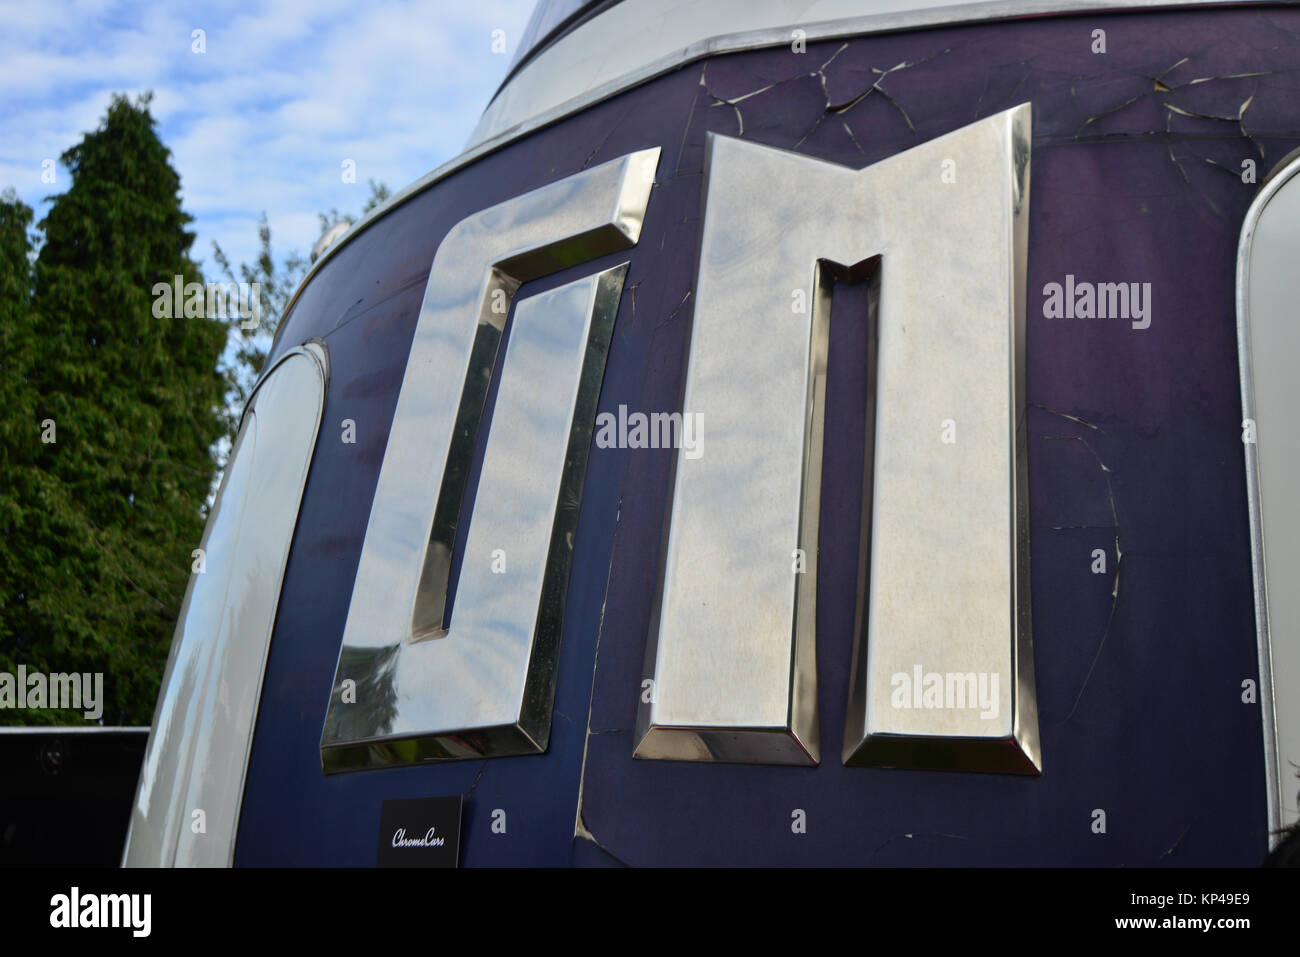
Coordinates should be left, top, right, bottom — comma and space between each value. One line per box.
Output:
276, 0, 1272, 351
123, 341, 329, 867
0, 726, 149, 735
1236, 151, 1300, 845
505, 0, 619, 76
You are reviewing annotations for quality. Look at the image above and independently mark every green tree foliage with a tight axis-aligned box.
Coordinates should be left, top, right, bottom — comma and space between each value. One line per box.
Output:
211, 213, 306, 414
0, 93, 227, 725
211, 178, 389, 421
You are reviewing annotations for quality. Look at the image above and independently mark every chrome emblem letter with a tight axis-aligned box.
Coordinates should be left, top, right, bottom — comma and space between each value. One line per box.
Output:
321, 149, 658, 771
635, 106, 1039, 772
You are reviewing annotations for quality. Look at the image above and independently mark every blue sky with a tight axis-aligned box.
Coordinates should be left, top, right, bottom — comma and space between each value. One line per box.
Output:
0, 0, 536, 274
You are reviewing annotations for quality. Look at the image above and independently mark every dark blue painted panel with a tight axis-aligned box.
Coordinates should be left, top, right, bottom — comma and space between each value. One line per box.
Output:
236, 7, 1300, 865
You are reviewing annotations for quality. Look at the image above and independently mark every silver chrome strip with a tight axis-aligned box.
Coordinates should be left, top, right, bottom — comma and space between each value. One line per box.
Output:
503, 0, 621, 79
0, 726, 149, 735
275, 0, 1275, 349
124, 341, 329, 867
1237, 152, 1300, 848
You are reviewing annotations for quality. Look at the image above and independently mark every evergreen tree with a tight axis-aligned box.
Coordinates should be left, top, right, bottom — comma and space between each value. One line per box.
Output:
0, 190, 42, 702
0, 93, 226, 725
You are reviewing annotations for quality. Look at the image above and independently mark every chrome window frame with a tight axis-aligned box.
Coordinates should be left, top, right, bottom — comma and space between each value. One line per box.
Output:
1236, 150, 1300, 848
123, 341, 329, 867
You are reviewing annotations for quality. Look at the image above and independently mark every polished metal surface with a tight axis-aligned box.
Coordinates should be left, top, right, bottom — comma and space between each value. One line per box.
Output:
320, 149, 656, 771
280, 0, 1260, 337
635, 106, 1038, 772
1236, 151, 1300, 843
123, 342, 329, 867
0, 726, 149, 735
843, 104, 1037, 774
508, 0, 614, 72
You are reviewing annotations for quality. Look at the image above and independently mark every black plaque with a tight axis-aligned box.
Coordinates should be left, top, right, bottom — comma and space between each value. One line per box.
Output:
376, 796, 462, 867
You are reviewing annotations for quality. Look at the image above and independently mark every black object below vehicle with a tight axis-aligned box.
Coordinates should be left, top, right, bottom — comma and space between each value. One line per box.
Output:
0, 728, 148, 867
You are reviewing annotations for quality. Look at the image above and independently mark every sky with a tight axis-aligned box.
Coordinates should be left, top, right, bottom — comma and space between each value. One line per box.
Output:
0, 0, 537, 276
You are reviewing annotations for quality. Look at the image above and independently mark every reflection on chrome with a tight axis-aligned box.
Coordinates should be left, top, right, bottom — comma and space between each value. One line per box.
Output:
319, 149, 655, 771
124, 342, 329, 866
1235, 150, 1300, 842
636, 106, 1039, 773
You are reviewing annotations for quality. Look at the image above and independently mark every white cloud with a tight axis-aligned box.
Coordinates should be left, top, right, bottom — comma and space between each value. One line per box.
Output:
0, 0, 535, 273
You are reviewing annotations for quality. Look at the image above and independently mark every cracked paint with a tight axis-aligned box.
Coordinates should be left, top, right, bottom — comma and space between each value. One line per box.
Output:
653, 289, 692, 330
695, 41, 949, 152
1030, 402, 1103, 432
1158, 821, 1195, 861
571, 492, 622, 851
873, 831, 971, 858
1039, 432, 1123, 723
466, 760, 487, 797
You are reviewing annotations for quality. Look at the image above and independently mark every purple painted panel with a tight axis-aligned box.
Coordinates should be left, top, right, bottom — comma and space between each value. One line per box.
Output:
239, 7, 1300, 865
